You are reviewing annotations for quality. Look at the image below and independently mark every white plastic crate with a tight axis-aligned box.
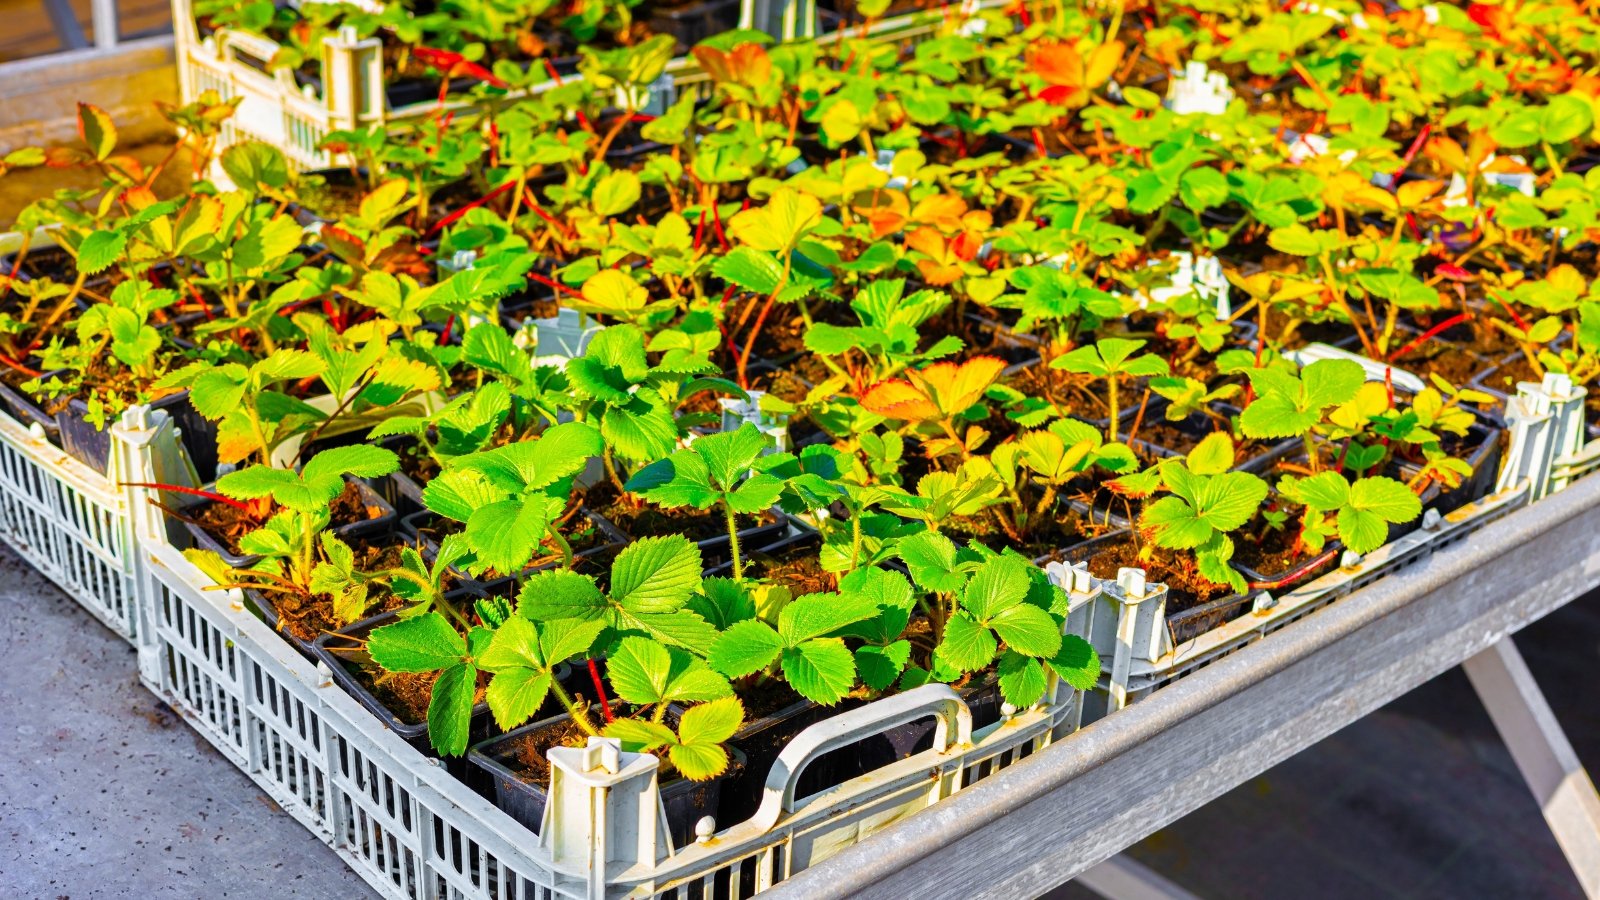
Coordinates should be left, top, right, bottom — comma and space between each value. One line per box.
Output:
1069, 479, 1534, 717
0, 408, 146, 642
1062, 373, 1593, 717
110, 408, 1092, 899
4, 373, 1589, 896
171, 0, 1009, 170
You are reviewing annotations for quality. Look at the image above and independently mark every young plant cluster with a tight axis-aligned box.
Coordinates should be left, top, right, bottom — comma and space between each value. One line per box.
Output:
4, 0, 1593, 824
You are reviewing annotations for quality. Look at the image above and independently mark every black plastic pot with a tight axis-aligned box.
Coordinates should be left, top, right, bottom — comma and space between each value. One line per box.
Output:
311, 601, 506, 760
184, 476, 398, 569
55, 391, 219, 480
1393, 420, 1504, 515
1229, 538, 1344, 595
693, 510, 790, 571
0, 376, 60, 440
846, 676, 1005, 776
467, 712, 742, 848
398, 507, 627, 581
1127, 401, 1298, 475
648, 0, 742, 50
1058, 529, 1253, 646
714, 694, 828, 826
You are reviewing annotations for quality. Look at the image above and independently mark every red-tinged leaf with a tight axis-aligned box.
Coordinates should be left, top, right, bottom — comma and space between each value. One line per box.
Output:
1027, 40, 1084, 88
44, 146, 87, 168
412, 46, 465, 69
106, 154, 146, 184
321, 225, 366, 264
1435, 263, 1476, 282
1038, 85, 1084, 106
77, 102, 116, 161
121, 186, 159, 210
413, 46, 508, 88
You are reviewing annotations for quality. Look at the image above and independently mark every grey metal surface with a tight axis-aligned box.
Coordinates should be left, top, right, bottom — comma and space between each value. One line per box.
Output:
769, 473, 1600, 900
0, 543, 376, 899
1464, 637, 1600, 896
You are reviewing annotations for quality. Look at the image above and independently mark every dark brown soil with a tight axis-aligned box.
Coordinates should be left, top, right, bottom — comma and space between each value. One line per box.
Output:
943, 504, 1096, 560
196, 480, 381, 557
1002, 363, 1129, 424
400, 449, 441, 484
1391, 342, 1491, 395
1231, 518, 1319, 581
1082, 532, 1231, 612
1480, 353, 1543, 395
744, 544, 835, 596
583, 481, 771, 542
738, 678, 807, 723
265, 586, 404, 644
191, 499, 266, 557
507, 715, 594, 786
351, 663, 488, 727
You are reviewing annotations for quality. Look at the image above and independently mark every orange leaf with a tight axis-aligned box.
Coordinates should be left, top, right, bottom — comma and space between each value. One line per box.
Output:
860, 379, 941, 421
1027, 41, 1084, 89
915, 357, 1006, 414
911, 194, 969, 231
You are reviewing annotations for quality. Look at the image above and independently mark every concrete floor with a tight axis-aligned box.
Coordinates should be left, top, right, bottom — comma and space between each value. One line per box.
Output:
0, 544, 376, 899
3, 534, 1598, 899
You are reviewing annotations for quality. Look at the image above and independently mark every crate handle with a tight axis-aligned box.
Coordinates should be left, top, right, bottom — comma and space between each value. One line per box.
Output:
750, 683, 971, 830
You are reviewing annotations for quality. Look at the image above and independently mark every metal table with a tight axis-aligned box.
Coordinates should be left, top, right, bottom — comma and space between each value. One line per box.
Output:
767, 469, 1600, 899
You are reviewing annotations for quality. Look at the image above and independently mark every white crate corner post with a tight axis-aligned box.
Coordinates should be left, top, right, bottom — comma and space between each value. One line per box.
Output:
1165, 61, 1233, 116
742, 0, 818, 41
530, 308, 605, 365
1092, 568, 1171, 720
1147, 251, 1231, 319
720, 389, 790, 453
321, 26, 384, 135
1500, 372, 1590, 500
544, 736, 672, 897
1044, 559, 1105, 736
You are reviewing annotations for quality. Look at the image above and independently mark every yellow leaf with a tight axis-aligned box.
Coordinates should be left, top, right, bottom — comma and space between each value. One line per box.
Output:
575, 269, 648, 318
727, 187, 823, 254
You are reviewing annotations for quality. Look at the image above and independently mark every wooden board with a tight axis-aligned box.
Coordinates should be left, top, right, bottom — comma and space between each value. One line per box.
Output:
0, 0, 171, 61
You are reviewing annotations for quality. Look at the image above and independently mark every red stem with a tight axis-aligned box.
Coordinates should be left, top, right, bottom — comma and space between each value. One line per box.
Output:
1248, 546, 1340, 590
1490, 293, 1532, 333
587, 659, 615, 723
426, 179, 516, 237
1388, 311, 1471, 361
0, 353, 43, 378
1395, 124, 1432, 181
120, 481, 253, 512
710, 198, 730, 251
528, 272, 585, 300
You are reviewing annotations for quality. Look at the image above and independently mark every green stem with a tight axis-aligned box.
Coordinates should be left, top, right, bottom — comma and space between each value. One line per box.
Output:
547, 524, 574, 571
724, 500, 744, 579
1303, 434, 1320, 474
1107, 377, 1120, 442
551, 677, 601, 737
850, 511, 863, 572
